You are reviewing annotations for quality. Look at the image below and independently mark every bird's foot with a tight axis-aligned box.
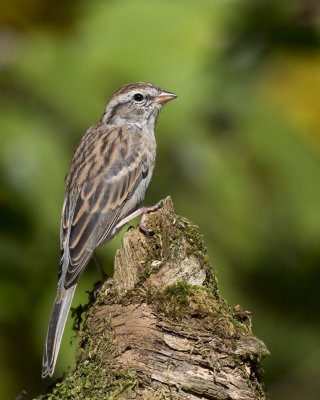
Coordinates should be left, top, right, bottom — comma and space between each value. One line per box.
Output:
138, 199, 165, 235
113, 198, 165, 234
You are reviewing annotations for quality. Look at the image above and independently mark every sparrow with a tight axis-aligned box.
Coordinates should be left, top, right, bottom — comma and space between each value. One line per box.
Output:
42, 82, 177, 378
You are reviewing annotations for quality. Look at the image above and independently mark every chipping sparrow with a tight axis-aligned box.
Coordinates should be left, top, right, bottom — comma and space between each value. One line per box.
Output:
42, 82, 177, 378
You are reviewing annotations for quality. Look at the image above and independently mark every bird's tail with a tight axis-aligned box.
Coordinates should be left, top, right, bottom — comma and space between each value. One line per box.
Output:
42, 284, 76, 378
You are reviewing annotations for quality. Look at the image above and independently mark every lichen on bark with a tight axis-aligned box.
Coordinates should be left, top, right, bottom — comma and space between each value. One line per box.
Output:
35, 197, 269, 400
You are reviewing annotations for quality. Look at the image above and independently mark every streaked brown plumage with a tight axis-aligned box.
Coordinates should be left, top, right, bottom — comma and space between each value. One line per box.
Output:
42, 82, 177, 378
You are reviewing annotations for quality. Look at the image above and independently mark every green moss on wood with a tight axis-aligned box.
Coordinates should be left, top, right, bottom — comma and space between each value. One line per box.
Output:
35, 200, 268, 399
169, 215, 218, 291
146, 281, 249, 340
36, 314, 136, 400
36, 367, 136, 400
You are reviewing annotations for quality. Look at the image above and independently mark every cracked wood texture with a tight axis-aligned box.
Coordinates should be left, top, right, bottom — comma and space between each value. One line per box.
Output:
36, 197, 269, 400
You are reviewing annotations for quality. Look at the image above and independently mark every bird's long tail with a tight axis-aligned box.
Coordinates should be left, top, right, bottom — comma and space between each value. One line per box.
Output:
42, 284, 76, 378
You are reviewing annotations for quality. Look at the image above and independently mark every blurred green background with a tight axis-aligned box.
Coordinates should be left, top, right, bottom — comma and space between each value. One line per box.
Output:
1, 0, 320, 398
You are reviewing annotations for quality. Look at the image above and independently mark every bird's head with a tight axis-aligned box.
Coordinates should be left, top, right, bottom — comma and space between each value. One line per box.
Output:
103, 82, 177, 127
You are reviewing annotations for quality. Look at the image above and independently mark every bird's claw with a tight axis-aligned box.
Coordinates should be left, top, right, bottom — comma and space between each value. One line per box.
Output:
139, 223, 154, 236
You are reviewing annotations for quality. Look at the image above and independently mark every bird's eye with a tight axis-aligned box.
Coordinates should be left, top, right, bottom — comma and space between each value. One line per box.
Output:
133, 93, 144, 102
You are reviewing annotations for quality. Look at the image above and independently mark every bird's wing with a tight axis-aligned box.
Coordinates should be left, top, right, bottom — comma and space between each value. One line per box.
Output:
59, 124, 148, 288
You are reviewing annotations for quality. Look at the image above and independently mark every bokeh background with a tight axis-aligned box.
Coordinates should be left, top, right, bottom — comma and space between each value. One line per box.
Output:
1, 0, 320, 398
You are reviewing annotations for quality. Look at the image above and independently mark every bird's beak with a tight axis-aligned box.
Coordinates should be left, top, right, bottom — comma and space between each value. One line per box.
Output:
156, 91, 178, 104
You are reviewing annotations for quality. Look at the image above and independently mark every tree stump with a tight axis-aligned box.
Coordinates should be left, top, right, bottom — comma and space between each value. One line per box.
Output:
36, 197, 269, 400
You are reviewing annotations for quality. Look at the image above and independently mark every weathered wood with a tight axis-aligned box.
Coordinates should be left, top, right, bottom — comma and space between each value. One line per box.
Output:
36, 197, 269, 400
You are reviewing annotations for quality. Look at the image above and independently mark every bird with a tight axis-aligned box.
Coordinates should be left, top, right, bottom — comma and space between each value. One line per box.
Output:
42, 82, 177, 378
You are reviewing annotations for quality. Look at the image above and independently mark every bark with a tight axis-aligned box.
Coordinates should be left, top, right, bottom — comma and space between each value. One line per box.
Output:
36, 197, 269, 400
